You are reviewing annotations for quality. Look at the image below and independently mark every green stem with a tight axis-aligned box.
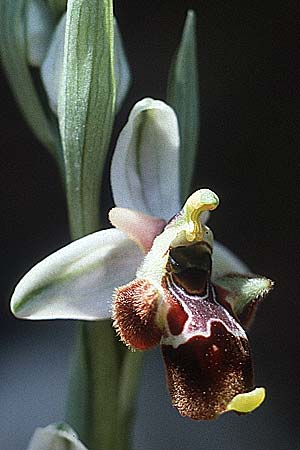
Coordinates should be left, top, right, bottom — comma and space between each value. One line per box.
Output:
67, 322, 123, 450
65, 171, 143, 450
115, 352, 144, 450
67, 316, 143, 450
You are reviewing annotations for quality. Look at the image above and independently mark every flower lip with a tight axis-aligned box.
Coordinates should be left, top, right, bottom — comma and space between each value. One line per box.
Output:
161, 318, 253, 420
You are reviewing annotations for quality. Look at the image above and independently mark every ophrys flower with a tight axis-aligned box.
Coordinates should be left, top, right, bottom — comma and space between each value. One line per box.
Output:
11, 98, 273, 420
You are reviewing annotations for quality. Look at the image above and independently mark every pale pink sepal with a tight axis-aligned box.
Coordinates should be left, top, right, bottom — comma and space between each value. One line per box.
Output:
109, 207, 166, 253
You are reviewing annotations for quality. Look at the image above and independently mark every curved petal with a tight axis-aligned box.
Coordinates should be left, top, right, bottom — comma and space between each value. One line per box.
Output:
11, 229, 143, 321
111, 98, 181, 220
211, 241, 250, 281
26, 423, 88, 450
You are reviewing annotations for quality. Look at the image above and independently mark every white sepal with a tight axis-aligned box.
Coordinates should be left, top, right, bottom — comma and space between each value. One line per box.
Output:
26, 0, 54, 67
11, 229, 143, 321
211, 240, 250, 281
111, 98, 181, 220
26, 423, 88, 450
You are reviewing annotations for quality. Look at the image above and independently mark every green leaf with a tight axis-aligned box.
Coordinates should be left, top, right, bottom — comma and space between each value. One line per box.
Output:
58, 0, 115, 239
48, 0, 66, 20
167, 10, 199, 201
0, 0, 63, 166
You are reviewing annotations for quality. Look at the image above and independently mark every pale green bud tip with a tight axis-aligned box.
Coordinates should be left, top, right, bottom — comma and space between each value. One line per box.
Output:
226, 387, 266, 414
25, 0, 54, 67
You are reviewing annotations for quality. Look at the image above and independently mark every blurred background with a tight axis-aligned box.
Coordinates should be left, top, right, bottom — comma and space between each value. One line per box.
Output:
1, 1, 299, 449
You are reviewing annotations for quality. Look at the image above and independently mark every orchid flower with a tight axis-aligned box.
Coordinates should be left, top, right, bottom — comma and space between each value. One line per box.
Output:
11, 98, 273, 420
26, 423, 88, 450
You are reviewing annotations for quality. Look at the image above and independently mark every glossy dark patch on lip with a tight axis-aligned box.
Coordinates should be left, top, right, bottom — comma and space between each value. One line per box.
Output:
162, 321, 254, 420
168, 243, 212, 295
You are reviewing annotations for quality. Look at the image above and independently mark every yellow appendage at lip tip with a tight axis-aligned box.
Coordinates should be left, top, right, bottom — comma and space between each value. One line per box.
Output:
226, 387, 266, 414
183, 189, 219, 242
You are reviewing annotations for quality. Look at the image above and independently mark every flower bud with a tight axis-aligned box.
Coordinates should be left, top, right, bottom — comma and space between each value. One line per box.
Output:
41, 14, 131, 114
25, 0, 54, 67
26, 423, 88, 450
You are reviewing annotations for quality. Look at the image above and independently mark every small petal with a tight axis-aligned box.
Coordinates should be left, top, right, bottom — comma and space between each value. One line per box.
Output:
211, 241, 250, 281
11, 229, 143, 321
109, 207, 166, 253
25, 0, 54, 67
26, 423, 88, 450
215, 274, 274, 327
41, 15, 131, 114
111, 98, 181, 220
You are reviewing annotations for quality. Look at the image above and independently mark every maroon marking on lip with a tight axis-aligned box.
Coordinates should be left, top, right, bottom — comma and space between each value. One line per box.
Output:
166, 295, 188, 336
163, 277, 245, 340
162, 321, 254, 420
161, 277, 189, 336
214, 284, 235, 316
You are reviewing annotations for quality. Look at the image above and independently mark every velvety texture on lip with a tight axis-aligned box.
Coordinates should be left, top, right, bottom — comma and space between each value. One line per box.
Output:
113, 278, 163, 350
162, 320, 253, 420
161, 277, 254, 420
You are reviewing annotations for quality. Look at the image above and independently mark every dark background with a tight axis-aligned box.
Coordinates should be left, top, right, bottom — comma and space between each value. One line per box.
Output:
1, 1, 299, 449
